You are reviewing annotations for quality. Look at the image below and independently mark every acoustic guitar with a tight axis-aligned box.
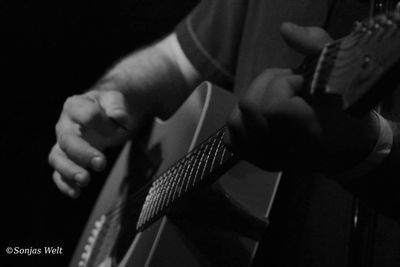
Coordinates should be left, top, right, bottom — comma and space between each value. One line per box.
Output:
71, 10, 400, 267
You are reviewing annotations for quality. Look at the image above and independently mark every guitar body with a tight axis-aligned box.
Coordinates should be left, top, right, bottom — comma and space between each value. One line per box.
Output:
70, 82, 281, 267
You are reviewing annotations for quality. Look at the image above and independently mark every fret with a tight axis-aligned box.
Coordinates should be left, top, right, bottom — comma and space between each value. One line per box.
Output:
152, 171, 169, 219
139, 199, 151, 227
209, 129, 225, 175
196, 134, 219, 185
157, 170, 172, 212
138, 194, 150, 227
137, 205, 144, 227
182, 148, 202, 195
145, 189, 156, 224
158, 168, 175, 212
162, 171, 174, 209
176, 154, 193, 199
148, 176, 163, 221
141, 194, 151, 226
190, 142, 211, 190
171, 159, 188, 203
166, 162, 183, 206
163, 165, 180, 209
148, 177, 162, 220
220, 146, 227, 166
157, 173, 170, 213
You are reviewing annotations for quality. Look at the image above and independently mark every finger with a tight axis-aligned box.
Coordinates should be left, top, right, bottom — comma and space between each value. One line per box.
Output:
53, 171, 81, 199
264, 96, 322, 136
97, 90, 132, 131
226, 105, 275, 169
56, 128, 107, 171
235, 74, 303, 136
280, 22, 333, 55
249, 68, 293, 93
263, 74, 304, 100
226, 106, 255, 153
241, 74, 303, 119
49, 144, 91, 186
64, 96, 120, 137
245, 69, 295, 108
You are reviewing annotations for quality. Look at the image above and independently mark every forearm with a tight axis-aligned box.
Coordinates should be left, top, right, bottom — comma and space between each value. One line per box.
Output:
95, 33, 200, 121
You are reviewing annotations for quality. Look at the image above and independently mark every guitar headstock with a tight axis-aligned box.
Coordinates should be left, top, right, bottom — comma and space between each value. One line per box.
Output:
310, 10, 400, 115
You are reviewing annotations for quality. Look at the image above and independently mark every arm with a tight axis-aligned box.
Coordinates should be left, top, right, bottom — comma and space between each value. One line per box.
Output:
48, 33, 201, 198
227, 23, 400, 219
103, 33, 201, 121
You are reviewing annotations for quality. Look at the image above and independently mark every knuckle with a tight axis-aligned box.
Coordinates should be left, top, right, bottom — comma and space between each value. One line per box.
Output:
78, 103, 100, 126
63, 95, 78, 111
55, 120, 63, 135
84, 105, 98, 120
238, 97, 255, 115
263, 98, 284, 117
269, 76, 286, 88
57, 133, 71, 152
226, 109, 242, 138
64, 96, 99, 125
226, 114, 239, 131
48, 150, 55, 166
52, 172, 61, 185
238, 97, 262, 122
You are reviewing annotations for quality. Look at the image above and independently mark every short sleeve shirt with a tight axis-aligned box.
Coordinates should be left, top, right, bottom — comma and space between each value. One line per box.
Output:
175, 0, 369, 95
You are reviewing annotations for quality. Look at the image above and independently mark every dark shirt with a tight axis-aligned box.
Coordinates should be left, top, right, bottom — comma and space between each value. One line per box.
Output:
176, 0, 400, 266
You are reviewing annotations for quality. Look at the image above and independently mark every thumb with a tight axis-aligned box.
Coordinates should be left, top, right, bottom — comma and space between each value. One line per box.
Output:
280, 22, 333, 55
98, 91, 131, 131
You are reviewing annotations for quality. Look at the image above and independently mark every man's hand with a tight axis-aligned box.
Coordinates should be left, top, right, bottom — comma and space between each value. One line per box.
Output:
227, 23, 379, 173
48, 33, 200, 198
48, 88, 133, 198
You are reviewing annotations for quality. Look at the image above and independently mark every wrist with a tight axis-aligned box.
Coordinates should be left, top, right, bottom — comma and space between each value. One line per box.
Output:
326, 111, 393, 182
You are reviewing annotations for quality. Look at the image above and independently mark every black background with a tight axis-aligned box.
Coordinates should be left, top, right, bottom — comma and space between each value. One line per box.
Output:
1, 1, 198, 266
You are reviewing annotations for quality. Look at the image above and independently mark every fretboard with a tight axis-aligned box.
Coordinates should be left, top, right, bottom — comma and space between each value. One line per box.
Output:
136, 127, 238, 231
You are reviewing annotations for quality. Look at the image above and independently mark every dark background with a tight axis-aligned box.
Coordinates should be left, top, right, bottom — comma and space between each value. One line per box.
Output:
1, 1, 198, 266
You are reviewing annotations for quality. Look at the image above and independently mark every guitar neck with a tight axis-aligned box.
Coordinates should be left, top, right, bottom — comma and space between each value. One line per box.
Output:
136, 126, 238, 231
307, 11, 400, 115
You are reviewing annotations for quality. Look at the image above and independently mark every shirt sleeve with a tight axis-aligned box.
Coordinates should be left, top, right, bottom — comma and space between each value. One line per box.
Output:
175, 0, 248, 90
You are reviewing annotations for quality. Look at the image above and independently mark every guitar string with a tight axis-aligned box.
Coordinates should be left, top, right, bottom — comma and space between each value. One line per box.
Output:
92, 134, 233, 251
91, 127, 230, 237
107, 142, 217, 223
87, 140, 223, 255
136, 128, 227, 222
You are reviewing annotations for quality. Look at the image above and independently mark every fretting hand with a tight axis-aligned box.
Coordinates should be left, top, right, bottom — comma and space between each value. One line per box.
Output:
227, 23, 379, 173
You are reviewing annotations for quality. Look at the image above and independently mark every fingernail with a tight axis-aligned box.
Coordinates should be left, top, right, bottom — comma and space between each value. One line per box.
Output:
75, 173, 88, 186
68, 189, 79, 199
91, 156, 105, 171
